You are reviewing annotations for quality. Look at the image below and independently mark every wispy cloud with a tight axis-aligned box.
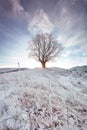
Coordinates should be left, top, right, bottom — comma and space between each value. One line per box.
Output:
28, 9, 54, 34
10, 0, 30, 20
10, 0, 24, 15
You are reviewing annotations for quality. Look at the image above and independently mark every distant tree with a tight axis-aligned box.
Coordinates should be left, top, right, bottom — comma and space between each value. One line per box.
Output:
28, 33, 64, 68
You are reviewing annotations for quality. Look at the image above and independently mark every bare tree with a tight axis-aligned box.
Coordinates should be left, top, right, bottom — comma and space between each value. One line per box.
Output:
28, 33, 64, 68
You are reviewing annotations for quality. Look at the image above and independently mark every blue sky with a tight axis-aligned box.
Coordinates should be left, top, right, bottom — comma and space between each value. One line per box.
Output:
0, 0, 87, 68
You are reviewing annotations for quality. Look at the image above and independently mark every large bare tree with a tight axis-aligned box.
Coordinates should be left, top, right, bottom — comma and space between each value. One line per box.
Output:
28, 33, 64, 68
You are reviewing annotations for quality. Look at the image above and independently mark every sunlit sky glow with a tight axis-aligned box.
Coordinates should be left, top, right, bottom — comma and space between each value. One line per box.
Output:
0, 0, 87, 68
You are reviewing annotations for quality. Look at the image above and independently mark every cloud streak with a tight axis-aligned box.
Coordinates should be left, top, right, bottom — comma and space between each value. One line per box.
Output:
10, 0, 24, 15
28, 9, 54, 34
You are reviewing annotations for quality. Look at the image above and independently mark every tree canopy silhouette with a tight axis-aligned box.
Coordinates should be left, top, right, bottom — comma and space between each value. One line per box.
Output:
28, 33, 64, 68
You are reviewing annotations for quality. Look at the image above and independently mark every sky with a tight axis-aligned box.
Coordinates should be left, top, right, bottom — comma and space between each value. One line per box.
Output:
0, 0, 87, 68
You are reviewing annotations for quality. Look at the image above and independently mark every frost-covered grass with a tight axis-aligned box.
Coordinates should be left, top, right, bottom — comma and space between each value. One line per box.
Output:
0, 68, 87, 130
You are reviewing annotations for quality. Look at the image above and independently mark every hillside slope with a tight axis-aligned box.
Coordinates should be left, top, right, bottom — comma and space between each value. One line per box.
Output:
71, 65, 87, 72
0, 68, 87, 130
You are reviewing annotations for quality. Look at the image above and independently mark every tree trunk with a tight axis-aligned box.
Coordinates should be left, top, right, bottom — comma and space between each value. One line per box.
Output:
41, 62, 46, 68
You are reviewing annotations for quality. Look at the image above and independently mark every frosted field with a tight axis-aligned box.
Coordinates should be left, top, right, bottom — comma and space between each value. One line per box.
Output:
0, 68, 87, 130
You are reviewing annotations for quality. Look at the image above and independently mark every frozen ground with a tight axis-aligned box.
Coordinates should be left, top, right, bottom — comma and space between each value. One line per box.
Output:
0, 68, 87, 130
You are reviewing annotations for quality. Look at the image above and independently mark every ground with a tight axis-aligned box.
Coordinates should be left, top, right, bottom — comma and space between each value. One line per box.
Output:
0, 68, 87, 130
